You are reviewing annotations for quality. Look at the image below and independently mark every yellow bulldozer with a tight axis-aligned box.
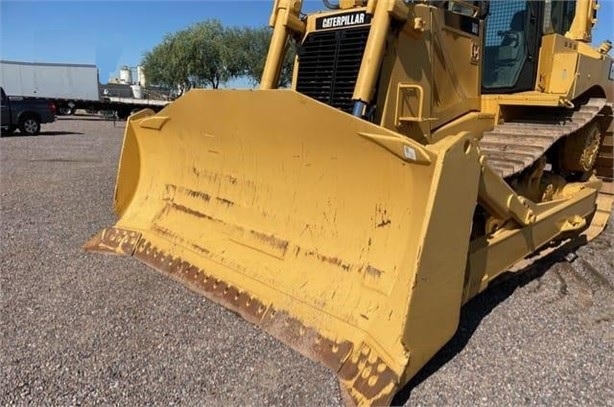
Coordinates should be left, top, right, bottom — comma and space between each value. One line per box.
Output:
85, 0, 613, 405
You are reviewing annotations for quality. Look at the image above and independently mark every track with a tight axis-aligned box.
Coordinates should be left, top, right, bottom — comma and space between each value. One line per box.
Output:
480, 98, 611, 178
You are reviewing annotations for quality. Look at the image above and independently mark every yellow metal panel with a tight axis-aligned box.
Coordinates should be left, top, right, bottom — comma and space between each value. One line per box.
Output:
573, 51, 614, 99
378, 5, 433, 141
430, 7, 481, 129
548, 52, 579, 94
378, 4, 481, 141
535, 34, 578, 95
536, 34, 557, 92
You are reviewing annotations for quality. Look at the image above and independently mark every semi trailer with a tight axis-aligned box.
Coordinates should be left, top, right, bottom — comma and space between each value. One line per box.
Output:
0, 60, 169, 119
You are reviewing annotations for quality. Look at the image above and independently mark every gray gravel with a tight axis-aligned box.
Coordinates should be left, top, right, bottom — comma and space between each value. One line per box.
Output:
1, 115, 613, 406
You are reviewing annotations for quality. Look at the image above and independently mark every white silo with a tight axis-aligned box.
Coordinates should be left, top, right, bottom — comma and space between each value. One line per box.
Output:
137, 66, 147, 87
119, 66, 132, 84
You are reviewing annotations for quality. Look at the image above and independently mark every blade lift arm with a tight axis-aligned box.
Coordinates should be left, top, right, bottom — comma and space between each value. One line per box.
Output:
565, 0, 599, 42
260, 0, 305, 89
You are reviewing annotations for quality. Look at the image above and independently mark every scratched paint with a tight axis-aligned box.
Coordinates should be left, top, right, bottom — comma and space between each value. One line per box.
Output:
216, 197, 235, 207
304, 250, 352, 272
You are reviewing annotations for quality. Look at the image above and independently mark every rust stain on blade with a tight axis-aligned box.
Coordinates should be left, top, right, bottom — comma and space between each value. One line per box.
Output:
156, 192, 287, 259
149, 225, 251, 274
164, 184, 212, 203
260, 308, 353, 372
376, 219, 391, 228
364, 265, 384, 278
139, 198, 386, 284
304, 250, 352, 272
168, 202, 215, 220
83, 228, 141, 255
134, 239, 265, 323
339, 344, 400, 406
248, 230, 289, 254
216, 197, 235, 207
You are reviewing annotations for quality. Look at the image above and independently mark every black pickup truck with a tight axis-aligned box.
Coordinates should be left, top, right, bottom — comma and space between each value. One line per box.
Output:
1, 87, 56, 135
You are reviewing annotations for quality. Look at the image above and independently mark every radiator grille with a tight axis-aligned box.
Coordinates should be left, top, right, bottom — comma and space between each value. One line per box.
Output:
295, 27, 370, 114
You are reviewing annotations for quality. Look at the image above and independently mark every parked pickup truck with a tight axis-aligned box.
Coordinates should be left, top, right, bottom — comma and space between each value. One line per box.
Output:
1, 86, 55, 135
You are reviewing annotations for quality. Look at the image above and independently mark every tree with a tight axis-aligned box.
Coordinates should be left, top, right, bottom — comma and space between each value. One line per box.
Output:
238, 26, 296, 88
141, 31, 193, 94
141, 20, 246, 93
142, 20, 298, 93
188, 21, 247, 89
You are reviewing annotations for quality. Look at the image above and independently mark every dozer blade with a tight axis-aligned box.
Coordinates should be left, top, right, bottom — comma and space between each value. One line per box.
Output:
85, 89, 482, 406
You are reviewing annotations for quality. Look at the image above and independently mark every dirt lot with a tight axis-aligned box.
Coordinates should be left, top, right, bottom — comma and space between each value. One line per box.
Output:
1, 115, 613, 406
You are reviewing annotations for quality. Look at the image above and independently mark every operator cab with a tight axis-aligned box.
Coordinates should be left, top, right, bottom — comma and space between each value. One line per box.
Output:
481, 0, 576, 93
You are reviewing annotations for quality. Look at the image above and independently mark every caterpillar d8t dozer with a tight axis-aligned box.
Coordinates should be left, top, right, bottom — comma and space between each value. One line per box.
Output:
85, 0, 613, 405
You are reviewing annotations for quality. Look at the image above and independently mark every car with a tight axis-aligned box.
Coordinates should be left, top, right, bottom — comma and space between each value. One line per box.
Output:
1, 86, 56, 136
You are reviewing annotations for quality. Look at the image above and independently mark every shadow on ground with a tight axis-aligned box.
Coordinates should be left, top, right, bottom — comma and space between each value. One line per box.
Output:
57, 116, 122, 123
1, 130, 84, 137
40, 131, 85, 136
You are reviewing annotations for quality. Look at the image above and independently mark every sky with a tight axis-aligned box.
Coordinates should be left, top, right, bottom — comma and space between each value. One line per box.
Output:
0, 0, 325, 85
1, 0, 613, 87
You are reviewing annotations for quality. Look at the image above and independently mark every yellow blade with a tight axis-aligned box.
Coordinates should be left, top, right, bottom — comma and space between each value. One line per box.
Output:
85, 89, 481, 405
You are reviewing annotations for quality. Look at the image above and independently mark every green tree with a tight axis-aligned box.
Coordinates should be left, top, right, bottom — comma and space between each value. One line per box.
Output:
239, 26, 296, 88
142, 20, 297, 92
141, 31, 193, 94
142, 20, 246, 93
188, 21, 247, 89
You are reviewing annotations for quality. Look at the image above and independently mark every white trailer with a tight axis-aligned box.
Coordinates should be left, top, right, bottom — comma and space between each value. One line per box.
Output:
0, 60, 170, 118
0, 60, 100, 103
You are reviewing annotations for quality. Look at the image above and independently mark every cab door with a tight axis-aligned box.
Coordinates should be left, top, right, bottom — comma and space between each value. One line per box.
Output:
481, 0, 543, 93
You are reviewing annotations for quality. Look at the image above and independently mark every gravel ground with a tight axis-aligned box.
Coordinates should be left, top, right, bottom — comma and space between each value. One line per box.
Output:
1, 115, 613, 406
